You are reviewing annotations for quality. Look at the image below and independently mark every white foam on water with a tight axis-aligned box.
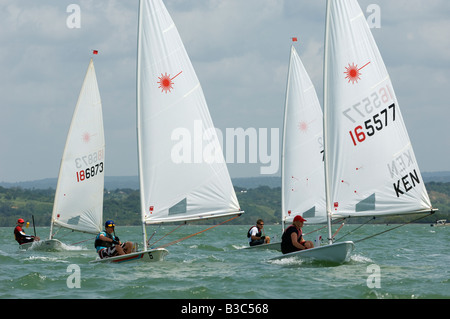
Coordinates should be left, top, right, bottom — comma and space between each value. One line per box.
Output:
350, 253, 373, 263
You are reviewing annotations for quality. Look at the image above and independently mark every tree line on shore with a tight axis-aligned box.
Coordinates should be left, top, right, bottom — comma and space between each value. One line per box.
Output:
1, 182, 449, 227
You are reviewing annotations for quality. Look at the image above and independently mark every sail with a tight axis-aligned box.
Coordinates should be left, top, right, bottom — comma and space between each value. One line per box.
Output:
282, 46, 326, 225
50, 59, 104, 234
137, 0, 241, 224
323, 0, 432, 218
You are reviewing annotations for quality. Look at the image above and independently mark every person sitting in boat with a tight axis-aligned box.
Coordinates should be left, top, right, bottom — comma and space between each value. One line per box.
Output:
95, 220, 133, 259
247, 219, 271, 246
281, 215, 313, 254
14, 218, 40, 245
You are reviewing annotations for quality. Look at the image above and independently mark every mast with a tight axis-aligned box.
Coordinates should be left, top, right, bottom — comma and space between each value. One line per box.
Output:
280, 45, 294, 233
136, 0, 148, 251
323, 0, 333, 245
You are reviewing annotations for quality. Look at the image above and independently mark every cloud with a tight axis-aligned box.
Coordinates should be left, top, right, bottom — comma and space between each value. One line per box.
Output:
1, 0, 449, 182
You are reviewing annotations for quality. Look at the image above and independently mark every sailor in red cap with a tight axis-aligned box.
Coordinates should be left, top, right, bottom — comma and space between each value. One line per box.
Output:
14, 218, 40, 245
281, 215, 314, 254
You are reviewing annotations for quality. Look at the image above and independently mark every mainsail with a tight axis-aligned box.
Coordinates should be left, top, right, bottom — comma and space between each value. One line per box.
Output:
50, 59, 104, 236
282, 45, 327, 226
136, 0, 242, 226
323, 0, 432, 219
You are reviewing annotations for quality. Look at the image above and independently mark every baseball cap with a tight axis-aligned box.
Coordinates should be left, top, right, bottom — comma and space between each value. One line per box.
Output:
293, 215, 307, 222
105, 220, 115, 228
18, 218, 25, 223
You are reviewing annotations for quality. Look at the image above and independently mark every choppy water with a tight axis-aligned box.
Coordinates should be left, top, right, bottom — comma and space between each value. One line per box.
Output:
1, 224, 449, 300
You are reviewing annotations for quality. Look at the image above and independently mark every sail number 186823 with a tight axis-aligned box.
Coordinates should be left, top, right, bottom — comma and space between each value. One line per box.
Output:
349, 103, 396, 146
76, 162, 104, 182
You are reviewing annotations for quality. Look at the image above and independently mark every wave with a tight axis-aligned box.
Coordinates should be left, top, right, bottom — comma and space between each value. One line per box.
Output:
350, 254, 374, 263
60, 242, 88, 251
268, 256, 306, 267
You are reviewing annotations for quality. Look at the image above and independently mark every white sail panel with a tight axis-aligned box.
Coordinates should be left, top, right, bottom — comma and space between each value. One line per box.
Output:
137, 0, 241, 224
323, 0, 432, 218
51, 59, 104, 234
282, 46, 326, 225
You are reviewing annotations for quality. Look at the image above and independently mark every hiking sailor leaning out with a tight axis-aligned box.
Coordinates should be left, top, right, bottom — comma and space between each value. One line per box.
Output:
248, 219, 271, 246
14, 218, 40, 245
95, 220, 133, 259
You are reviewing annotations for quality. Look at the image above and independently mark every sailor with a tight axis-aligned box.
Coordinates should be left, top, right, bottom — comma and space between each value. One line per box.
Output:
281, 215, 313, 254
14, 218, 40, 245
95, 220, 133, 259
247, 219, 271, 246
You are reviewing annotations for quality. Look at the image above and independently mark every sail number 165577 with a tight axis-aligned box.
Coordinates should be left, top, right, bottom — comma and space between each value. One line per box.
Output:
349, 103, 396, 146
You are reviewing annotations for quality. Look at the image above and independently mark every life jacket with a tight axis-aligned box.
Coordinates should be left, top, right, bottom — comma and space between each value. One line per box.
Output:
284, 225, 302, 243
94, 231, 114, 249
14, 226, 33, 245
14, 226, 22, 243
247, 226, 261, 238
281, 225, 304, 254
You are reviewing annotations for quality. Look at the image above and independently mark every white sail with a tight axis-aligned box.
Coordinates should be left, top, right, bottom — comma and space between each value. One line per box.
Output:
137, 0, 241, 225
50, 59, 104, 235
282, 46, 326, 225
323, 0, 432, 218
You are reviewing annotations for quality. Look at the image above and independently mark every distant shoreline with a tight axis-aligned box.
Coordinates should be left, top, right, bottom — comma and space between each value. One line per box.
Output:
1, 171, 450, 190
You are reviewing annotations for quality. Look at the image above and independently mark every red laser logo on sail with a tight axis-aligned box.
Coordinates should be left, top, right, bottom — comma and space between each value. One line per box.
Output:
82, 132, 91, 143
344, 62, 370, 84
157, 71, 183, 93
298, 121, 309, 133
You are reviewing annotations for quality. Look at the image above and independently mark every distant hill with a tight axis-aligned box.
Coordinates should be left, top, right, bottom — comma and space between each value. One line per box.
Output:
1, 178, 449, 227
1, 172, 449, 190
0, 176, 282, 190
0, 176, 138, 190
422, 171, 450, 183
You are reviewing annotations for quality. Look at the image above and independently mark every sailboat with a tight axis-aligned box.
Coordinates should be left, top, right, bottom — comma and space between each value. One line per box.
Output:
272, 0, 434, 264
92, 0, 243, 263
247, 44, 327, 252
281, 46, 328, 229
269, 44, 354, 262
21, 59, 105, 252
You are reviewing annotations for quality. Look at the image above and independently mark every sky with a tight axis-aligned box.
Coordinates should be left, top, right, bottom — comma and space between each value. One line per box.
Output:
1, 0, 449, 183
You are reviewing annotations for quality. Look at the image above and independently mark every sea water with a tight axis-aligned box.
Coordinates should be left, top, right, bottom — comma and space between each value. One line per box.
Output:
0, 224, 448, 300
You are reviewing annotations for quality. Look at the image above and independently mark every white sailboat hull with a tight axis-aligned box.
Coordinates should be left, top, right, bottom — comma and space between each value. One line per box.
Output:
430, 219, 448, 227
19, 239, 63, 251
244, 241, 281, 251
90, 248, 169, 264
269, 241, 354, 264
